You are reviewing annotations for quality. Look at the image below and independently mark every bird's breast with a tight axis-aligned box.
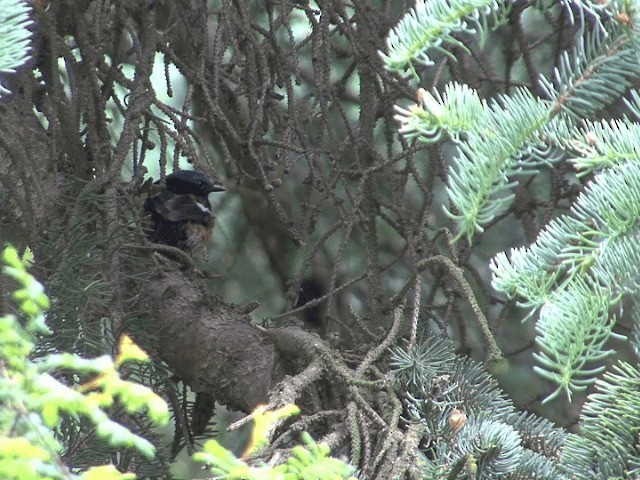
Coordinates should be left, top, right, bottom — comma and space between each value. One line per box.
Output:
182, 221, 214, 252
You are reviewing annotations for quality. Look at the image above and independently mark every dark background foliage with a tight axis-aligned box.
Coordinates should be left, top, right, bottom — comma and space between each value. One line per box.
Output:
0, 0, 601, 477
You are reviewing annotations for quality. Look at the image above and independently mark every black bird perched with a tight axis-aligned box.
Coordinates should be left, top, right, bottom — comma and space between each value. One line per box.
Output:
144, 170, 224, 254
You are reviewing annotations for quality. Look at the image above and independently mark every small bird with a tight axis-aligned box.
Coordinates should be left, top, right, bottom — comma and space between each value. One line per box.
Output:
144, 170, 224, 254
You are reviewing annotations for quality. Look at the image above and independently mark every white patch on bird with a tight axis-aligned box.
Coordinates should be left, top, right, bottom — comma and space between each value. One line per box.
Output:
195, 201, 211, 214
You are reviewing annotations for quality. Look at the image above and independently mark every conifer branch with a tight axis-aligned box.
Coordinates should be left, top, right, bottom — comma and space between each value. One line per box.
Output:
0, 0, 32, 97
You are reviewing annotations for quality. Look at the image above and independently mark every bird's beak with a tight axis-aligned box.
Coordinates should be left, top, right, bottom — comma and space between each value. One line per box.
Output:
211, 185, 225, 192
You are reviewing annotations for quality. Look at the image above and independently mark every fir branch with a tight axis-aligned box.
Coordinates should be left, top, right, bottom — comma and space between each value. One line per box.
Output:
393, 339, 568, 478
385, 1, 625, 244
380, 0, 507, 77
0, 0, 33, 97
624, 89, 640, 121
491, 163, 640, 398
532, 0, 609, 31
394, 84, 486, 144
394, 345, 514, 433
507, 449, 568, 480
390, 337, 457, 389
560, 362, 640, 479
493, 162, 640, 304
507, 410, 567, 458
448, 358, 513, 419
533, 279, 622, 402
443, 88, 554, 241
569, 118, 640, 175
455, 417, 524, 477
394, 82, 567, 242
540, 27, 640, 119
632, 308, 640, 359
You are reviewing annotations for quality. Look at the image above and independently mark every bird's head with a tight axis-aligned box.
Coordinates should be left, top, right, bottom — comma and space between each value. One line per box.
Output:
164, 170, 224, 197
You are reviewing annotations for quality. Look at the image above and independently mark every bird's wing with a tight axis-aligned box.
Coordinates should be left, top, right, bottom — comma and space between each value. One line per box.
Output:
146, 191, 212, 224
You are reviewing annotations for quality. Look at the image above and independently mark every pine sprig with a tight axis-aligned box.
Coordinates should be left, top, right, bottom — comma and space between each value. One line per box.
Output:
394, 84, 486, 144
540, 27, 640, 119
533, 279, 623, 402
391, 341, 568, 478
380, 0, 508, 77
379, 0, 640, 476
492, 162, 640, 299
569, 118, 640, 175
0, 0, 33, 97
507, 410, 566, 457
444, 88, 555, 241
454, 417, 524, 477
560, 362, 640, 479
491, 163, 640, 398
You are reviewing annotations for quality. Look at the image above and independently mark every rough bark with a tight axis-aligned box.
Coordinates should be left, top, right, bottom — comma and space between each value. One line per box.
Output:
137, 266, 286, 412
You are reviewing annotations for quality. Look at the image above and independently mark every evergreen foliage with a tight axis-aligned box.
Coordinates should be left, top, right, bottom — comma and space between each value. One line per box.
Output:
560, 362, 640, 478
380, 0, 508, 76
0, 0, 32, 96
0, 246, 357, 480
382, 0, 640, 477
387, 0, 640, 398
391, 339, 568, 479
390, 335, 640, 478
0, 245, 169, 480
6, 0, 640, 478
194, 428, 357, 480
